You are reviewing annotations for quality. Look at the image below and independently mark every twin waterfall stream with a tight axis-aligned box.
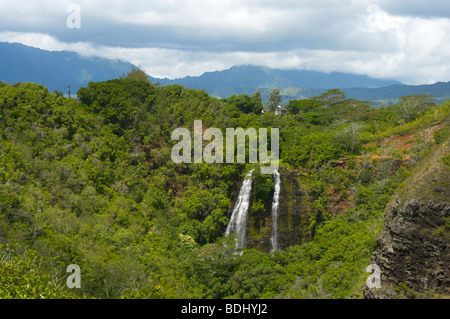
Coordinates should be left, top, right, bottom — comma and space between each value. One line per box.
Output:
225, 169, 281, 254
224, 170, 254, 255
270, 169, 281, 252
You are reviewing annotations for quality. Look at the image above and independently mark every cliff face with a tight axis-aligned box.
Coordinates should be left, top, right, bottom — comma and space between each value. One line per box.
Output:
277, 169, 314, 251
245, 169, 314, 252
364, 136, 450, 298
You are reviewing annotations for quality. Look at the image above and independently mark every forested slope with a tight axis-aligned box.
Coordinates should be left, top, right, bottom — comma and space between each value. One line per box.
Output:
0, 77, 448, 299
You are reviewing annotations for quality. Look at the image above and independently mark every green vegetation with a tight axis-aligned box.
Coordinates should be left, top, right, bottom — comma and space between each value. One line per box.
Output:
221, 94, 263, 115
268, 88, 282, 112
0, 245, 83, 298
0, 73, 448, 298
286, 99, 322, 115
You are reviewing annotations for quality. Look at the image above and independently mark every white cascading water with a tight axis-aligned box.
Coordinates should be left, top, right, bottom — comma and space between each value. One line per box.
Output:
270, 169, 281, 252
225, 170, 254, 254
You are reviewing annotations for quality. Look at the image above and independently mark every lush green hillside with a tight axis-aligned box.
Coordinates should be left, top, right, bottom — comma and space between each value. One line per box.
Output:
0, 76, 448, 299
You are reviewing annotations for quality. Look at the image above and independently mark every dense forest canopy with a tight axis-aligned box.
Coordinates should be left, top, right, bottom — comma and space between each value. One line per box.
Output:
0, 76, 448, 299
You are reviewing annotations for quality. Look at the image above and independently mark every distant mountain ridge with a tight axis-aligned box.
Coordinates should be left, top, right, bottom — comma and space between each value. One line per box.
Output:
0, 42, 449, 105
280, 82, 450, 106
0, 42, 135, 95
152, 65, 450, 105
151, 64, 401, 93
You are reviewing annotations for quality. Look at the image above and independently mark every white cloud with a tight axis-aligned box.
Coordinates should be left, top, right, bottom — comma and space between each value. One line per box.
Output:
0, 32, 93, 54
0, 0, 449, 84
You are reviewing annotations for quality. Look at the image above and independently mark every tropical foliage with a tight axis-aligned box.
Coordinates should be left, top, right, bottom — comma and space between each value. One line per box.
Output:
0, 75, 448, 299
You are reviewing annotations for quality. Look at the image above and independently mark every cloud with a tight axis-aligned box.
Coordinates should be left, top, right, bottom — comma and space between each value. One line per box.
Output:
373, 0, 450, 18
0, 0, 449, 84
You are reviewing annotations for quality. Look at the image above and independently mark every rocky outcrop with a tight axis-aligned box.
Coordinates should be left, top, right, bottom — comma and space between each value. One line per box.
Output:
364, 137, 450, 298
364, 198, 450, 298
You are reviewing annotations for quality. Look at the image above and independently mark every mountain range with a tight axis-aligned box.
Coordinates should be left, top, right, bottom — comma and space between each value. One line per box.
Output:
0, 42, 134, 95
152, 65, 450, 105
151, 64, 400, 93
1, 42, 449, 105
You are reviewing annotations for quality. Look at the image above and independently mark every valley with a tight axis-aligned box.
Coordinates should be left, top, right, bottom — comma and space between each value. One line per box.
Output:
0, 70, 448, 299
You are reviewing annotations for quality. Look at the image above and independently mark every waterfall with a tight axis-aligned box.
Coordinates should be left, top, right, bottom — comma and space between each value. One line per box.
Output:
270, 169, 281, 252
225, 170, 254, 254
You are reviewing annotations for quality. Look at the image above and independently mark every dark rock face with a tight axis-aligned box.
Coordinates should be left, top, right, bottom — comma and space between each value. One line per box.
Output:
364, 138, 450, 298
277, 169, 313, 251
245, 169, 314, 252
364, 198, 450, 298
245, 178, 272, 253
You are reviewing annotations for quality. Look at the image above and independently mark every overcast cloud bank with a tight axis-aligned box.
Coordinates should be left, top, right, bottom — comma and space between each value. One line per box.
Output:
0, 0, 449, 84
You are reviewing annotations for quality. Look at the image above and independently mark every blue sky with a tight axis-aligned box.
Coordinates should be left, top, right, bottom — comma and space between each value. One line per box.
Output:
1, 0, 449, 84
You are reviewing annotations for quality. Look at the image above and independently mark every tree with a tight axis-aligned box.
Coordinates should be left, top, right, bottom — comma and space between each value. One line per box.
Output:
268, 88, 281, 112
282, 132, 343, 168
286, 99, 322, 114
120, 66, 151, 83
334, 122, 366, 154
397, 94, 434, 121
225, 94, 263, 114
312, 88, 346, 107
251, 89, 262, 103
54, 89, 64, 97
